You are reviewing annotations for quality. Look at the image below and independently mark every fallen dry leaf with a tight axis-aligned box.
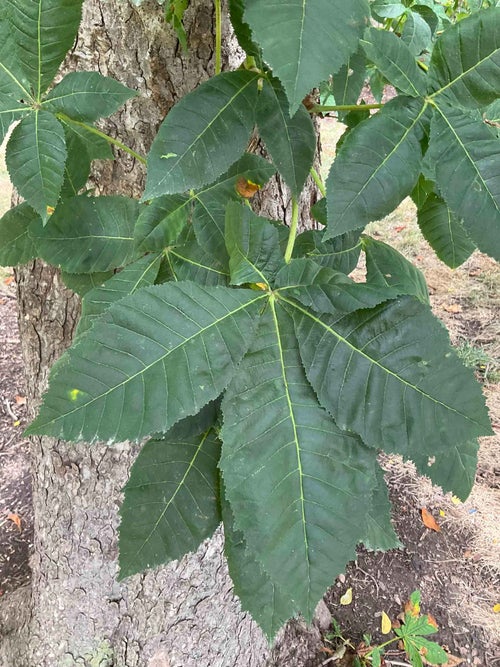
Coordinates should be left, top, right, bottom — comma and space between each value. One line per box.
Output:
381, 611, 392, 634
442, 303, 462, 314
7, 513, 22, 531
421, 507, 441, 532
14, 395, 26, 406
340, 587, 353, 605
493, 603, 500, 613
3, 276, 14, 286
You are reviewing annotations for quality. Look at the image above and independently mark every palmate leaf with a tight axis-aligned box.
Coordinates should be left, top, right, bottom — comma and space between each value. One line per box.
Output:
285, 295, 492, 485
244, 0, 369, 115
370, 0, 406, 19
6, 111, 67, 223
26, 282, 265, 443
44, 72, 137, 122
60, 126, 92, 199
428, 7, 500, 110
228, 0, 261, 59
325, 97, 428, 238
428, 105, 500, 261
29, 195, 139, 272
221, 304, 378, 621
119, 409, 221, 578
143, 71, 260, 198
60, 120, 114, 160
5, 0, 84, 100
417, 193, 476, 268
164, 226, 230, 286
0, 202, 38, 267
135, 194, 190, 252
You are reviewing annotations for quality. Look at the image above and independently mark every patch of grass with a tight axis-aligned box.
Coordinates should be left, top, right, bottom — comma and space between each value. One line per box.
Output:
456, 341, 500, 384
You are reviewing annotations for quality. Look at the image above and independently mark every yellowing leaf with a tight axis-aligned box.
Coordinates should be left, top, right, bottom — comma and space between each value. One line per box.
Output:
493, 603, 500, 613
421, 507, 441, 532
340, 587, 352, 605
451, 495, 461, 505
439, 509, 446, 517
381, 610, 392, 634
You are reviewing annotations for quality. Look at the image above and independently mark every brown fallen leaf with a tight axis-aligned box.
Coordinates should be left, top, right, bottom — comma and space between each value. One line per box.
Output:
7, 513, 22, 531
443, 303, 462, 314
14, 395, 26, 406
441, 654, 464, 666
421, 508, 441, 532
3, 276, 14, 286
394, 225, 406, 232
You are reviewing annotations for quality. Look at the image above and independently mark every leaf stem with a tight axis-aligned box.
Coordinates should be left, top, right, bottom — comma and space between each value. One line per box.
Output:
215, 0, 222, 75
57, 113, 147, 165
310, 103, 383, 114
284, 196, 299, 264
310, 167, 326, 198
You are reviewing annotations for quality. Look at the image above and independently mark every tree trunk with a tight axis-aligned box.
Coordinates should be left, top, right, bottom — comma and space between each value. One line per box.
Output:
0, 2, 323, 665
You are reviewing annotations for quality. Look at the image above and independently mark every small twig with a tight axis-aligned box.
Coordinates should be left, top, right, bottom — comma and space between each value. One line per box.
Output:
2, 398, 18, 421
386, 661, 412, 667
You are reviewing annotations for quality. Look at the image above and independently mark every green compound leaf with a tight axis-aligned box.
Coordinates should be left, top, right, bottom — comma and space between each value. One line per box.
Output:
144, 71, 260, 198
0, 202, 38, 267
326, 97, 427, 238
292, 228, 363, 276
256, 76, 316, 197
29, 196, 139, 273
245, 0, 369, 115
428, 105, 500, 262
165, 226, 230, 286
287, 295, 492, 484
59, 126, 92, 199
119, 417, 221, 578
26, 283, 265, 443
362, 28, 427, 97
228, 0, 261, 59
363, 465, 402, 551
428, 8, 500, 110
6, 111, 67, 223
417, 193, 476, 269
76, 253, 162, 336
5, 0, 84, 100
44, 72, 137, 122
221, 303, 378, 622
60, 120, 114, 160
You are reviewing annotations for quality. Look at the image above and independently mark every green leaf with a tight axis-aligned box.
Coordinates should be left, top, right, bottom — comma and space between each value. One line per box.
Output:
326, 97, 427, 237
143, 71, 260, 198
0, 92, 27, 145
371, 0, 406, 19
76, 254, 162, 336
401, 11, 433, 56
6, 0, 84, 100
27, 283, 265, 442
417, 193, 476, 268
135, 195, 190, 252
411, 174, 435, 210
256, 76, 316, 196
60, 271, 114, 297
293, 228, 363, 276
362, 28, 427, 97
29, 195, 139, 272
428, 105, 500, 261
225, 202, 284, 286
363, 236, 429, 303
228, 0, 261, 58
44, 72, 137, 122
222, 492, 297, 640
6, 111, 67, 223
119, 418, 221, 578
59, 126, 91, 199
244, 0, 370, 114
331, 48, 367, 121
0, 203, 38, 267
0, 14, 31, 98
61, 120, 114, 160
165, 226, 230, 286
428, 8, 500, 109
287, 295, 492, 474
363, 465, 402, 551
220, 303, 377, 621
371, 647, 382, 667
413, 439, 478, 501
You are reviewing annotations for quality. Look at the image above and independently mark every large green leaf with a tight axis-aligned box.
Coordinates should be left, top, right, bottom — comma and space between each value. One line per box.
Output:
221, 303, 377, 621
428, 8, 500, 109
26, 283, 265, 442
135, 194, 190, 252
362, 28, 427, 97
244, 0, 370, 114
256, 76, 316, 197
6, 111, 67, 223
143, 71, 260, 198
119, 414, 221, 578
286, 295, 492, 480
228, 0, 261, 59
325, 97, 427, 237
371, 0, 406, 19
0, 92, 27, 145
363, 465, 402, 551
0, 203, 38, 267
76, 254, 162, 336
292, 228, 363, 275
6, 0, 84, 100
417, 193, 476, 268
29, 195, 139, 272
428, 105, 500, 261
0, 14, 31, 98
44, 72, 137, 122
165, 227, 230, 286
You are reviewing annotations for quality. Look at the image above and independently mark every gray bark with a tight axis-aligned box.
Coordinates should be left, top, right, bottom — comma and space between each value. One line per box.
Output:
0, 1, 323, 665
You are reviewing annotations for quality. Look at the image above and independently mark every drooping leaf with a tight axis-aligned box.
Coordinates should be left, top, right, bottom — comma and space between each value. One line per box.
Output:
0, 203, 38, 267
401, 11, 433, 56
76, 254, 162, 336
287, 295, 492, 478
326, 97, 428, 237
363, 236, 429, 303
413, 4, 439, 36
5, 0, 84, 100
411, 174, 435, 210
244, 0, 370, 114
165, 226, 230, 286
417, 193, 476, 268
135, 194, 190, 252
256, 76, 316, 197
428, 8, 500, 110
44, 72, 137, 122
370, 0, 406, 19
6, 111, 67, 223
362, 28, 427, 97
225, 201, 283, 286
428, 105, 500, 261
143, 71, 260, 198
221, 303, 377, 621
293, 229, 363, 276
363, 465, 402, 551
331, 48, 366, 120
26, 283, 265, 442
29, 195, 139, 273
119, 416, 221, 577
60, 271, 114, 297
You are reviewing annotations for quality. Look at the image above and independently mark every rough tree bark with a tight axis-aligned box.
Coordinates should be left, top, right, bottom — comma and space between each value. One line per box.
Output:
0, 1, 323, 665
